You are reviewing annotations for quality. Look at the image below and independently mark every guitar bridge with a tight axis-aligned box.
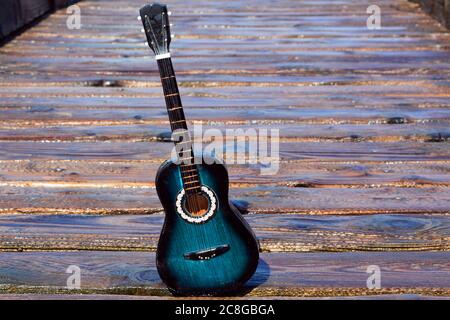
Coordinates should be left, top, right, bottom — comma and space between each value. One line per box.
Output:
183, 244, 230, 260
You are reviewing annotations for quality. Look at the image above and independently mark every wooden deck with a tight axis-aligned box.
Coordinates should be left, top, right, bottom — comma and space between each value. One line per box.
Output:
0, 0, 449, 299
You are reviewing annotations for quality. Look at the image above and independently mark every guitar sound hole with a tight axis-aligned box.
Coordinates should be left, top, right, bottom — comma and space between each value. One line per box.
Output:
184, 192, 210, 217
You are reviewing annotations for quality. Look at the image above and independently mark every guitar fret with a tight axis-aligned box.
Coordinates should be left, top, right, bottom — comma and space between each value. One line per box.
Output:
180, 163, 195, 167
185, 186, 201, 191
161, 76, 175, 80
184, 180, 200, 185
182, 174, 198, 179
168, 106, 182, 111
165, 93, 179, 97
171, 119, 186, 124
182, 168, 197, 173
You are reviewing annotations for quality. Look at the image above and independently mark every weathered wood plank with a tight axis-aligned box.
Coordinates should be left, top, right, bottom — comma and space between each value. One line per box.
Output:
0, 251, 449, 297
1, 83, 448, 97
1, 123, 450, 143
0, 76, 449, 88
1, 103, 449, 127
0, 141, 448, 162
0, 184, 449, 215
0, 214, 449, 252
2, 56, 450, 75
1, 63, 449, 81
1, 159, 450, 187
1, 92, 449, 116
0, 86, 449, 111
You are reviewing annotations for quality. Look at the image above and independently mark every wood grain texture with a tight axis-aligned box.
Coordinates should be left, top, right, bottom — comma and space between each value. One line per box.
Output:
0, 251, 449, 297
2, 159, 450, 186
0, 0, 449, 299
0, 214, 449, 252
0, 0, 449, 215
0, 184, 450, 215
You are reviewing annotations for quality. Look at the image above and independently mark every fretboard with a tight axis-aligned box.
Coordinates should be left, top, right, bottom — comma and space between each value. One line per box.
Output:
157, 57, 201, 194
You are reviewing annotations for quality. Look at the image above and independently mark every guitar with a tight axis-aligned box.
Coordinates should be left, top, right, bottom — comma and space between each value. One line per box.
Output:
139, 3, 259, 295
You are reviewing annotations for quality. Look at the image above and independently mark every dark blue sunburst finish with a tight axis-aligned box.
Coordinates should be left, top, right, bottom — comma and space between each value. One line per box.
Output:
155, 160, 259, 295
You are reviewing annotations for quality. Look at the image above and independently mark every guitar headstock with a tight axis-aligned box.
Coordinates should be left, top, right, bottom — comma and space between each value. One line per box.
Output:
139, 3, 172, 57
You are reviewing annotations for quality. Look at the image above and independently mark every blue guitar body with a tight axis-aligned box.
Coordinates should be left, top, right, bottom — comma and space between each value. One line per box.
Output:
155, 160, 259, 295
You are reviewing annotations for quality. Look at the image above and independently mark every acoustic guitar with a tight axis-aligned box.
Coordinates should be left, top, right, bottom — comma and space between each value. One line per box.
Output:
139, 3, 259, 295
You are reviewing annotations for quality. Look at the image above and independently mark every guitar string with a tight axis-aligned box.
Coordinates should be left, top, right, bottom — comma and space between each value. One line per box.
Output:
165, 59, 197, 185
162, 57, 201, 214
159, 58, 202, 213
161, 59, 192, 169
163, 58, 199, 214
147, 12, 202, 214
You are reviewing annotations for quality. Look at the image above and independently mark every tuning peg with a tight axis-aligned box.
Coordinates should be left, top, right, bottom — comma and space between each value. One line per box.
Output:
144, 42, 148, 46
140, 28, 145, 33
170, 23, 173, 27
168, 11, 172, 16
171, 34, 175, 39
137, 16, 141, 21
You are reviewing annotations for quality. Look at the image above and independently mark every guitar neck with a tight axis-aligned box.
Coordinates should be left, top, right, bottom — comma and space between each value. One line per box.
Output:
157, 57, 188, 132
156, 57, 201, 194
